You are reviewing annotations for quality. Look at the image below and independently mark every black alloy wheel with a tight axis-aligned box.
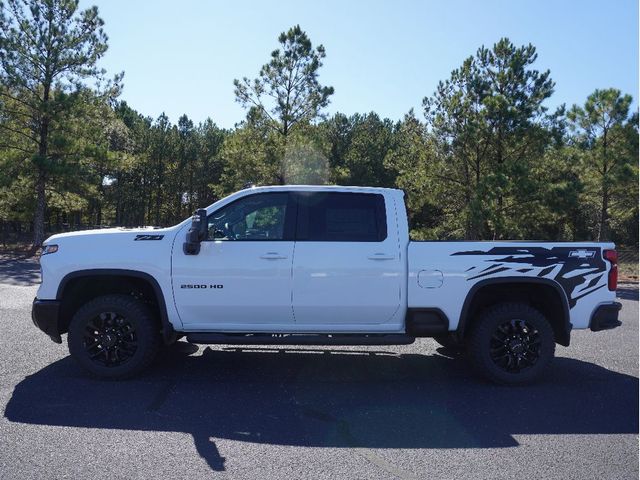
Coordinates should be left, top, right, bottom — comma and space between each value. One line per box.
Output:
468, 302, 555, 385
489, 318, 541, 373
68, 294, 160, 379
83, 311, 138, 367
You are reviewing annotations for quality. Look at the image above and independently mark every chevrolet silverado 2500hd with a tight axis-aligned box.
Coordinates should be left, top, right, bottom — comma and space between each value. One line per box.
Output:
32, 185, 622, 384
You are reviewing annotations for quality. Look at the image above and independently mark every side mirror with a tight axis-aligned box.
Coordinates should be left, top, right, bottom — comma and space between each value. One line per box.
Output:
183, 208, 208, 255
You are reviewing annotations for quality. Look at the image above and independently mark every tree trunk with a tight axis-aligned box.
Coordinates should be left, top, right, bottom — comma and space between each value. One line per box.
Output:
495, 126, 504, 240
115, 172, 122, 225
598, 187, 609, 241
154, 161, 162, 226
598, 128, 610, 241
465, 156, 482, 240
32, 109, 49, 249
278, 130, 288, 185
32, 78, 51, 249
32, 168, 47, 248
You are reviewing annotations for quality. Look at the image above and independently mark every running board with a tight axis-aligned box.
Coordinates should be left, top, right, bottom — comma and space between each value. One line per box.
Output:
185, 333, 416, 346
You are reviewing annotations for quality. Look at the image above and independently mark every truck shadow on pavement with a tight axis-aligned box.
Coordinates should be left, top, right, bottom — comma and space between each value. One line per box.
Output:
5, 345, 639, 472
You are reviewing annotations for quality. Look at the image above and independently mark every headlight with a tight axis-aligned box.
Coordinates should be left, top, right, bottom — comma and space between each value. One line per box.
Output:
41, 244, 59, 255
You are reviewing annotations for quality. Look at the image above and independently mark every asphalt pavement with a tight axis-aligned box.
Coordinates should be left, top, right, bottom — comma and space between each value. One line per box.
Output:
0, 256, 637, 479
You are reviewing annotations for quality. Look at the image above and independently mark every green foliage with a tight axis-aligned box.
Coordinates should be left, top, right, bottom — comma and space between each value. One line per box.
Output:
568, 89, 638, 242
234, 25, 334, 139
0, 0, 116, 246
422, 38, 561, 239
384, 110, 442, 238
0, 23, 637, 248
215, 120, 280, 197
105, 107, 227, 227
281, 124, 330, 185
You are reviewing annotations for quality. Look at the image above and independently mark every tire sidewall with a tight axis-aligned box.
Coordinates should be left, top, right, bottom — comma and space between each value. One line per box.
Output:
469, 304, 555, 385
68, 295, 159, 379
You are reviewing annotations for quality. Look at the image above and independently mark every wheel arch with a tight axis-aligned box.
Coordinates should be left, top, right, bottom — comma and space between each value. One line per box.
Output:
457, 276, 572, 346
56, 269, 176, 343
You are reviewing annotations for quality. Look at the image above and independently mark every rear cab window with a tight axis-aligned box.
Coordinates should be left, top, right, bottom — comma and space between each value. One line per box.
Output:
295, 192, 387, 242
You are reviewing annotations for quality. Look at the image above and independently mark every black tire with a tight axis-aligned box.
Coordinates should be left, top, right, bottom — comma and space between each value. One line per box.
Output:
433, 333, 465, 351
68, 294, 161, 379
468, 302, 555, 385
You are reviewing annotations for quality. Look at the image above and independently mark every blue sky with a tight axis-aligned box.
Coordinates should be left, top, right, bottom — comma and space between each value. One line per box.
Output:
80, 0, 639, 128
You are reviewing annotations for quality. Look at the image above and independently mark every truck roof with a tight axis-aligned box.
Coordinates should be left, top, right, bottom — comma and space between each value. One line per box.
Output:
240, 185, 403, 195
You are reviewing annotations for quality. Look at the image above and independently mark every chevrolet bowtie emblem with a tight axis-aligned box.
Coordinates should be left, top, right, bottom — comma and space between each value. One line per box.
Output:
569, 250, 596, 259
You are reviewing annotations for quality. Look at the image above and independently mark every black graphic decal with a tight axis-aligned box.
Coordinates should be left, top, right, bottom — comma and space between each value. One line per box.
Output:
479, 263, 503, 272
537, 266, 555, 277
579, 274, 603, 292
469, 266, 510, 280
572, 285, 605, 303
452, 246, 606, 308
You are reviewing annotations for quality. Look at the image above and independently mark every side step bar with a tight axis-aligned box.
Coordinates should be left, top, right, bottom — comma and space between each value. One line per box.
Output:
185, 333, 416, 346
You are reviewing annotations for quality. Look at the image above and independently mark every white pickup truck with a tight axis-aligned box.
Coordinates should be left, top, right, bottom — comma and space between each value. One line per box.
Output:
33, 185, 622, 384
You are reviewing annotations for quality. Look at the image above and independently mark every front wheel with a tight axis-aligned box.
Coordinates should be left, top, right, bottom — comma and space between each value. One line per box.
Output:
468, 302, 555, 385
68, 294, 161, 379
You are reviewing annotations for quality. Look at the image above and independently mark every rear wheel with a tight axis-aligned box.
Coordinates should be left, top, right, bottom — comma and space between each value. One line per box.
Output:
68, 294, 160, 379
468, 302, 555, 385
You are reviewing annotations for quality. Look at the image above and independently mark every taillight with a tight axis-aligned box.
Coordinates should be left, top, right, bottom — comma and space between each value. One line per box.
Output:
603, 249, 618, 291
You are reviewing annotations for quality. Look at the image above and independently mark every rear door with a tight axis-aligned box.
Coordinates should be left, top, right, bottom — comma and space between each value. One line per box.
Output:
291, 191, 402, 327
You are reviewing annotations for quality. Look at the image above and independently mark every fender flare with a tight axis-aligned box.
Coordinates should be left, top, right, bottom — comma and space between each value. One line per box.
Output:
57, 269, 176, 343
456, 276, 572, 346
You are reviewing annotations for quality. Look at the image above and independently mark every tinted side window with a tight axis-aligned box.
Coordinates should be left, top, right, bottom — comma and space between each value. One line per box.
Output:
296, 192, 387, 242
207, 193, 290, 241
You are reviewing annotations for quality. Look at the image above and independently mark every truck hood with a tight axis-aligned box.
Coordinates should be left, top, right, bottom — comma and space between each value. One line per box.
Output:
37, 225, 182, 301
44, 226, 176, 243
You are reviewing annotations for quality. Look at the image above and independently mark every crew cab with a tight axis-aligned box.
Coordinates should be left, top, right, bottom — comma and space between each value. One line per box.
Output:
32, 186, 622, 384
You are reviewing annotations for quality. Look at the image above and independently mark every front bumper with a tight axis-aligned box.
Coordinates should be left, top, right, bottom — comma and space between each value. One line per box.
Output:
590, 302, 622, 332
31, 298, 63, 343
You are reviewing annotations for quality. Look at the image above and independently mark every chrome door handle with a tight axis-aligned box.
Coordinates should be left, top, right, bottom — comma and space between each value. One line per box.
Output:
367, 253, 395, 260
260, 252, 288, 260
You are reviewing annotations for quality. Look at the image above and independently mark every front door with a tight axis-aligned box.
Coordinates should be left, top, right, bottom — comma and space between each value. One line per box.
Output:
172, 192, 296, 330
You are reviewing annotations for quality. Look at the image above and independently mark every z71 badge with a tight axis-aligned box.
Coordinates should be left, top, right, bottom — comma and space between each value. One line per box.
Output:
134, 234, 164, 241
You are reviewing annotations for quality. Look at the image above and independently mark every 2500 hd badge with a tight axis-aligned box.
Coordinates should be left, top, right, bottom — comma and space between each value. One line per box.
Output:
181, 284, 224, 289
